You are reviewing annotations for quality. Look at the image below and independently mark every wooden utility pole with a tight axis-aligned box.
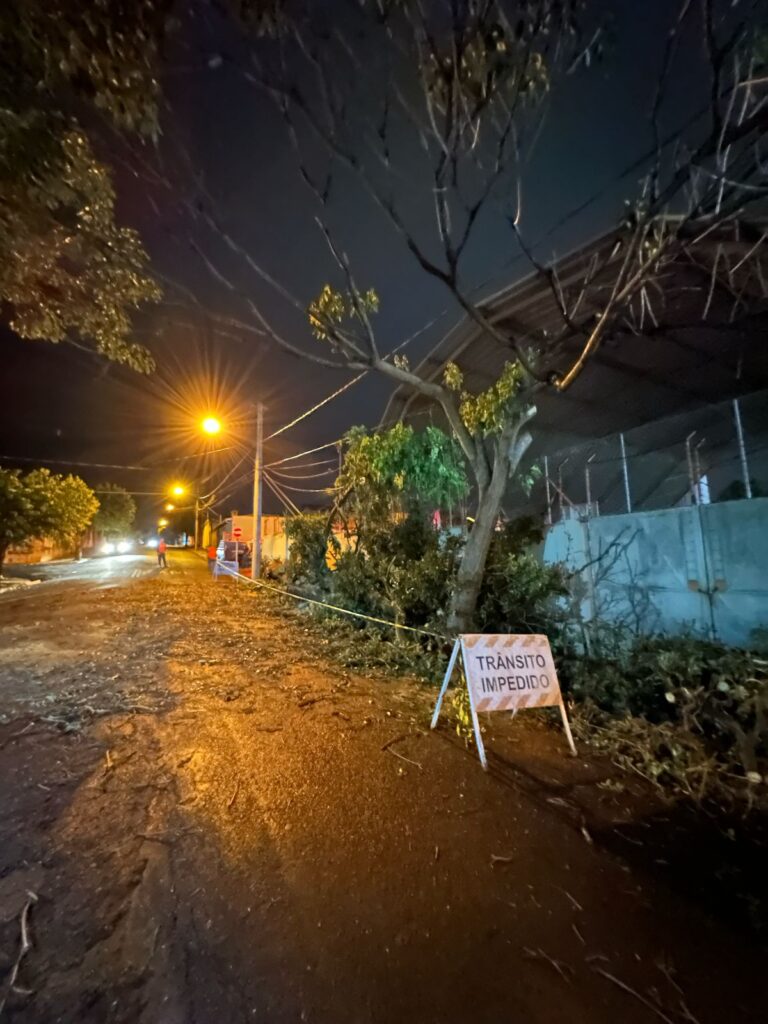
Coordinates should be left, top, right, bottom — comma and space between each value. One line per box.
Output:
252, 402, 264, 579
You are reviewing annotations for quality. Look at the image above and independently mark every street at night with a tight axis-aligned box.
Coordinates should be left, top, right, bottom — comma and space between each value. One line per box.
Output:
2, 1, 768, 1021
0, 554, 764, 1023
2, 555, 157, 588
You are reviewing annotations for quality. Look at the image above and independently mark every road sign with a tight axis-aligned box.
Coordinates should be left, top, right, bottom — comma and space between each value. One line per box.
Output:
233, 526, 243, 540
430, 634, 576, 769
463, 634, 562, 712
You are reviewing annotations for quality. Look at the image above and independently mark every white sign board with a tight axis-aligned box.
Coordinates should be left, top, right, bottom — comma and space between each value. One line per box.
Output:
431, 634, 576, 770
461, 633, 562, 713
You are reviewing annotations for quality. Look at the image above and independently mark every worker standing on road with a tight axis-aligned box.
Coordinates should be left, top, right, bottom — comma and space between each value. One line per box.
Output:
157, 538, 168, 569
207, 543, 217, 573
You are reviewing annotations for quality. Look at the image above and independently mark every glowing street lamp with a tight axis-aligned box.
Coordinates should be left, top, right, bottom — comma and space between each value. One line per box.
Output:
165, 503, 175, 512
170, 484, 185, 498
158, 517, 169, 528
201, 416, 222, 436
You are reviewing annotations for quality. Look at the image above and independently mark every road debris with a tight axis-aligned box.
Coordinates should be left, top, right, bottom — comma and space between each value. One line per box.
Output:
0, 890, 38, 1015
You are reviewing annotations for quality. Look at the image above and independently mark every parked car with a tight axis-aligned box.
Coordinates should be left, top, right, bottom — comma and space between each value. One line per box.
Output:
216, 540, 251, 569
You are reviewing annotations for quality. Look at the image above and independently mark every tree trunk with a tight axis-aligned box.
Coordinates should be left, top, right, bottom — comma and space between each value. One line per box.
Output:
0, 543, 7, 578
446, 422, 534, 635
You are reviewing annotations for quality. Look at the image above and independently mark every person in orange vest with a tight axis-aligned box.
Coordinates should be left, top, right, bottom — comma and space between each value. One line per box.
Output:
157, 538, 167, 569
207, 543, 217, 573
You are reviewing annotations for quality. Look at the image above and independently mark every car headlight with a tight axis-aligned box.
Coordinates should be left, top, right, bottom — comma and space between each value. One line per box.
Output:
117, 540, 132, 553
146, 538, 158, 549
102, 542, 116, 555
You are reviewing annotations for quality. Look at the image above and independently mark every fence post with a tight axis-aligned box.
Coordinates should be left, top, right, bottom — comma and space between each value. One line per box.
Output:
685, 431, 697, 504
557, 458, 569, 521
585, 453, 596, 516
732, 398, 752, 499
619, 433, 632, 513
694, 438, 709, 504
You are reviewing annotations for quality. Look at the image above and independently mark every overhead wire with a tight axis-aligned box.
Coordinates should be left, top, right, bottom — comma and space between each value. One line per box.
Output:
198, 451, 249, 500
267, 456, 337, 471
0, 454, 151, 471
263, 472, 304, 515
265, 374, 365, 441
270, 466, 337, 480
263, 306, 453, 442
266, 439, 343, 468
271, 482, 334, 493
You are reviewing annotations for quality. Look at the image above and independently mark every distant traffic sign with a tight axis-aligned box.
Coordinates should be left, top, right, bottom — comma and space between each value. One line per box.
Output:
233, 526, 243, 540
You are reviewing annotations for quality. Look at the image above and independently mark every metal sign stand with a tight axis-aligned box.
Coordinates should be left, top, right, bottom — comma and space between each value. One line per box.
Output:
557, 703, 577, 757
431, 639, 488, 769
431, 636, 577, 770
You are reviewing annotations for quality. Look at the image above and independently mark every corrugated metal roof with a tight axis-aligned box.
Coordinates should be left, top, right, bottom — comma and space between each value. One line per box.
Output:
385, 219, 768, 456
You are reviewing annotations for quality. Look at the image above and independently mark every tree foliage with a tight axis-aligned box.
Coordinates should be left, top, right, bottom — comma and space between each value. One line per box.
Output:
93, 483, 137, 536
0, 467, 99, 571
443, 361, 527, 437
308, 285, 379, 343
0, 0, 166, 370
0, 470, 36, 573
337, 424, 468, 512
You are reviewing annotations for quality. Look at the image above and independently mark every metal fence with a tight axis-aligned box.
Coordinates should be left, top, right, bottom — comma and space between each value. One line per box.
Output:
534, 389, 768, 522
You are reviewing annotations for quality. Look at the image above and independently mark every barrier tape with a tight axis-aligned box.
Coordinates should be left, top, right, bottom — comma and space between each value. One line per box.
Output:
214, 560, 450, 642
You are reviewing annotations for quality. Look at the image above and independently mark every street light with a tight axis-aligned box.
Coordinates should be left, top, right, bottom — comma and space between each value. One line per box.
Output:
158, 517, 169, 528
196, 405, 264, 579
165, 503, 175, 512
171, 484, 186, 498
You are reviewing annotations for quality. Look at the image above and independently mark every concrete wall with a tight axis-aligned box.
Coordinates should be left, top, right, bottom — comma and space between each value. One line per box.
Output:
6, 536, 75, 565
543, 498, 768, 647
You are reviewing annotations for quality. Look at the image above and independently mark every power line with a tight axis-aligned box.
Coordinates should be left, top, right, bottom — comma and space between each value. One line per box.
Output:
198, 452, 249, 500
272, 481, 334, 494
270, 466, 337, 480
274, 456, 337, 469
93, 489, 165, 495
266, 375, 364, 441
263, 472, 304, 516
264, 308, 454, 442
266, 439, 342, 468
0, 454, 151, 471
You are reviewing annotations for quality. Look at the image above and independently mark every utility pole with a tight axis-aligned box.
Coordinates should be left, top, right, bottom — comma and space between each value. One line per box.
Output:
194, 497, 199, 550
252, 402, 264, 580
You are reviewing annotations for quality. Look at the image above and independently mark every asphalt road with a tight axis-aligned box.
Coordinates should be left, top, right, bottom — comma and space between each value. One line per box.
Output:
2, 552, 159, 587
0, 553, 765, 1024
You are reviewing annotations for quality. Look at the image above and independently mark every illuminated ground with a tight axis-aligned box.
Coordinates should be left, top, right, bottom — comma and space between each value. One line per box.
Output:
0, 552, 764, 1023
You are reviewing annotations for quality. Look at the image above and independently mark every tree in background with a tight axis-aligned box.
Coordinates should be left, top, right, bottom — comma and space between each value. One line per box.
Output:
0, 0, 167, 370
93, 484, 137, 538
0, 468, 99, 573
184, 0, 768, 631
0, 470, 36, 576
326, 424, 468, 629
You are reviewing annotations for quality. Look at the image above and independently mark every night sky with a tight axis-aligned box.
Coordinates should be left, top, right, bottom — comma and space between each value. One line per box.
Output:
0, 1, 710, 527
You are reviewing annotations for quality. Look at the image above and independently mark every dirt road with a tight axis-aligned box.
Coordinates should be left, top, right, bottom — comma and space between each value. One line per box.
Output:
0, 553, 765, 1023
